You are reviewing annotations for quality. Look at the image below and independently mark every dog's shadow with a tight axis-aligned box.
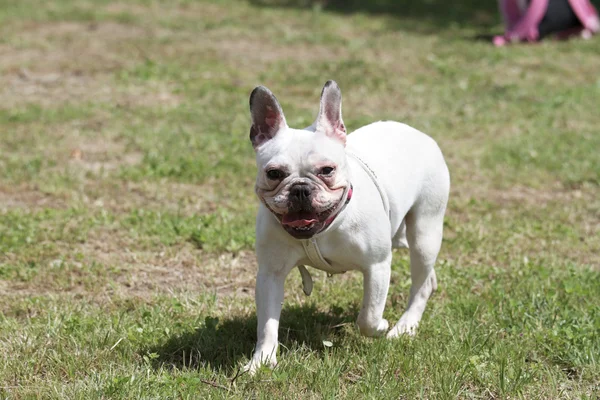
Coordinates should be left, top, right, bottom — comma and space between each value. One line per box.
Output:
147, 303, 358, 372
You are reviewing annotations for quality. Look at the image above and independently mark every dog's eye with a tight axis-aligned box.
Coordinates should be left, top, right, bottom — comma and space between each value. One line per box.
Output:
319, 166, 335, 176
266, 169, 284, 180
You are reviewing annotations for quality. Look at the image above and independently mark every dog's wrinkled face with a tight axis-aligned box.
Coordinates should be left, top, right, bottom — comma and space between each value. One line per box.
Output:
249, 81, 349, 239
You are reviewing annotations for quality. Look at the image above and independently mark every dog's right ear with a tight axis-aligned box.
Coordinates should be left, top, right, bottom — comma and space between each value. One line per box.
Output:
249, 86, 288, 149
314, 80, 346, 146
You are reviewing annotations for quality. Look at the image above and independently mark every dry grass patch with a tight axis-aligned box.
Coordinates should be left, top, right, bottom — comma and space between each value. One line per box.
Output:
1, 110, 144, 181
0, 184, 70, 211
453, 180, 599, 208
4, 21, 146, 73
1, 224, 257, 304
104, 1, 235, 24
67, 137, 143, 175
75, 180, 220, 216
445, 182, 600, 268
112, 247, 258, 299
0, 21, 180, 109
1, 68, 181, 109
207, 36, 343, 66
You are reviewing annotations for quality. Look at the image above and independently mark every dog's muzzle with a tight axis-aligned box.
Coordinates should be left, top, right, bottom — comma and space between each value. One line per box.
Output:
263, 184, 353, 239
288, 183, 313, 212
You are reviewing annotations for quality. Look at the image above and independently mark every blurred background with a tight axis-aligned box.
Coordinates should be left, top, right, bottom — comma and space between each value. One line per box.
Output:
1, 0, 599, 398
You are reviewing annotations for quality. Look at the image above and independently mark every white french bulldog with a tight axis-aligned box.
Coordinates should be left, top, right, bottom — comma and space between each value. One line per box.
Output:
245, 81, 450, 374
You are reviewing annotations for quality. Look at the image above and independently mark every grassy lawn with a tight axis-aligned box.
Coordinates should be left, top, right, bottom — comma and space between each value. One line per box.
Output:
1, 0, 599, 398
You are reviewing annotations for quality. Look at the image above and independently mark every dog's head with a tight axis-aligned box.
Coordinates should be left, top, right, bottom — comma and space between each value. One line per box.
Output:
249, 81, 350, 239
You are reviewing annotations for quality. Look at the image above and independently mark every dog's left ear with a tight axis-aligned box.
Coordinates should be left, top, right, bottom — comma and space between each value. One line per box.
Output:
314, 80, 346, 146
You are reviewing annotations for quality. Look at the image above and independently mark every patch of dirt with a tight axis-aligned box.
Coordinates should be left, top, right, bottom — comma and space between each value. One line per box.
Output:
67, 136, 143, 175
82, 231, 257, 299
104, 1, 228, 21
0, 234, 258, 304
488, 185, 593, 206
77, 180, 220, 216
0, 21, 143, 74
0, 116, 218, 214
446, 181, 600, 268
24, 20, 146, 41
452, 180, 597, 208
207, 36, 342, 66
0, 184, 69, 211
104, 2, 152, 16
1, 70, 181, 109
113, 246, 258, 299
0, 21, 181, 108
0, 178, 220, 219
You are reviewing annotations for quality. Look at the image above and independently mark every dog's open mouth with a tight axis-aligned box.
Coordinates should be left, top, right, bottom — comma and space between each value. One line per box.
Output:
280, 206, 335, 238
282, 211, 318, 230
262, 187, 351, 240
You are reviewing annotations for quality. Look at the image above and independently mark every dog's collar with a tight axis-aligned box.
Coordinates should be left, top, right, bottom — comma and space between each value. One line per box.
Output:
298, 184, 352, 277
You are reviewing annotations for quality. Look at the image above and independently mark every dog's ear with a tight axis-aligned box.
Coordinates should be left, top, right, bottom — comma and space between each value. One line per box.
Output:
314, 80, 346, 146
249, 86, 288, 149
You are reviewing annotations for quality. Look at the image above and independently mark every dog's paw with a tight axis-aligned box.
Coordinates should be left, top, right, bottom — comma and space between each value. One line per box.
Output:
357, 318, 389, 337
377, 318, 390, 336
242, 361, 258, 376
386, 314, 419, 338
243, 355, 277, 376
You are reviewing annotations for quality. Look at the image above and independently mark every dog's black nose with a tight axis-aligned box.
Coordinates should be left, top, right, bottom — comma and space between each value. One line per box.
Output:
290, 184, 311, 204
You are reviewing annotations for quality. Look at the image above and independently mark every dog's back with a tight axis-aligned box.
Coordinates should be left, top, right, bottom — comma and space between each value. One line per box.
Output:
346, 121, 450, 239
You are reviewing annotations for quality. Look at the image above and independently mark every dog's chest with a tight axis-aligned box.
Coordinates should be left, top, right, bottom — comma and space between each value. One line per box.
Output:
297, 235, 366, 274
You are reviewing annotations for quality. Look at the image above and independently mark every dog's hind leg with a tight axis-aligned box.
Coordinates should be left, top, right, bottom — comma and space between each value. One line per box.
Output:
387, 209, 443, 338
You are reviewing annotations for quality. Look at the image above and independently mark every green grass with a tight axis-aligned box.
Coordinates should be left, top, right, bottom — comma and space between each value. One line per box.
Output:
1, 0, 599, 398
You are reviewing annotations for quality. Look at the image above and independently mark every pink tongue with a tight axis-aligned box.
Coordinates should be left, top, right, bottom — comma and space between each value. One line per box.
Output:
282, 212, 318, 227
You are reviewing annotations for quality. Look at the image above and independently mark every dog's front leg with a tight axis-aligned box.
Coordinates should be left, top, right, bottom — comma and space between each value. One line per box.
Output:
244, 267, 289, 374
356, 257, 391, 337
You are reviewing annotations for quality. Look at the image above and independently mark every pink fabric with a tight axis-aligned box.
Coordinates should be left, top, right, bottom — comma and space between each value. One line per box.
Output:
499, 0, 549, 43
569, 0, 600, 31
494, 0, 600, 46
500, 0, 524, 30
